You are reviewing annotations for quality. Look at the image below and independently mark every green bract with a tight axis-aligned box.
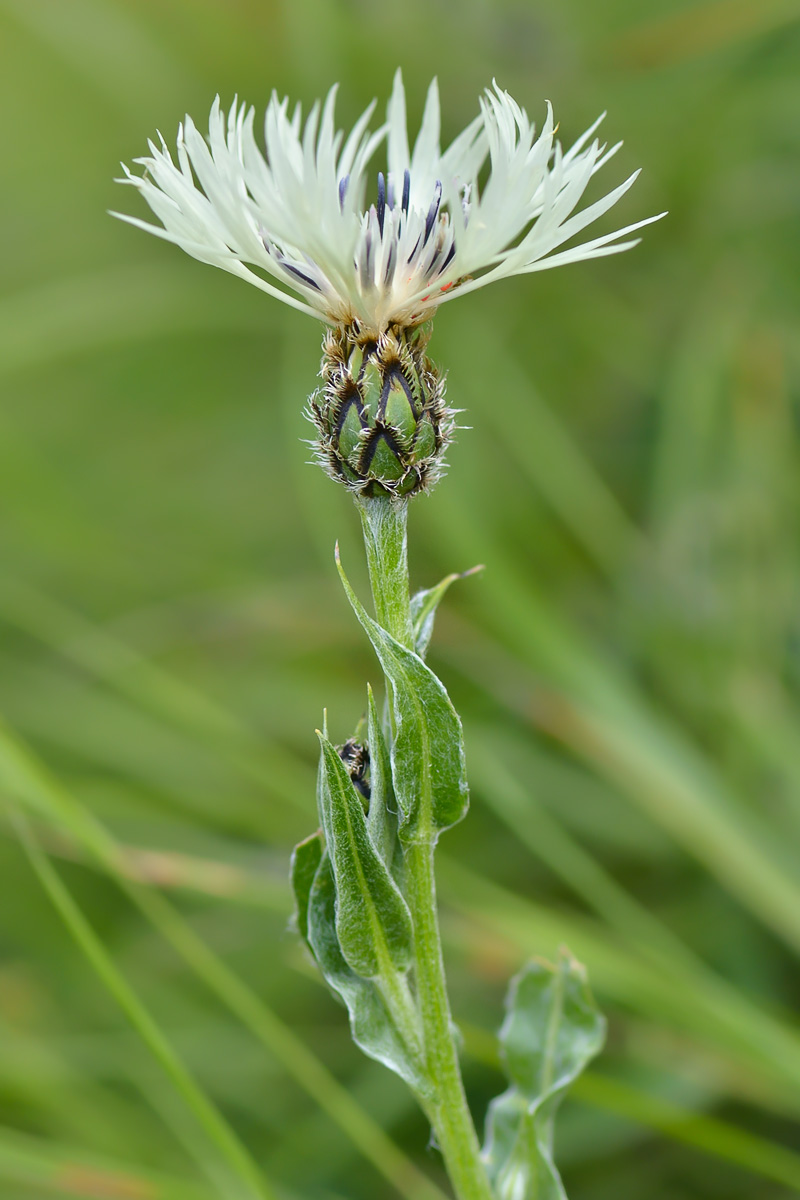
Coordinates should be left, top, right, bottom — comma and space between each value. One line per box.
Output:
310, 323, 453, 497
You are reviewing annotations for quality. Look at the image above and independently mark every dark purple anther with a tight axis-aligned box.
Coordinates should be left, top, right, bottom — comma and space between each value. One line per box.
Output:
283, 262, 322, 291
383, 237, 397, 285
360, 227, 373, 289
338, 174, 350, 210
402, 168, 411, 214
424, 181, 442, 244
377, 171, 386, 235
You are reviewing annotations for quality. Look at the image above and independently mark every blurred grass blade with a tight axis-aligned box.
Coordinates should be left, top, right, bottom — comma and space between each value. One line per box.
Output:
0, 1123, 217, 1200
468, 734, 703, 972
610, 0, 800, 66
26, 801, 800, 1119
0, 268, 257, 379
0, 0, 194, 113
4, 698, 799, 1125
439, 855, 800, 1110
466, 735, 800, 1109
430, 495, 800, 955
0, 719, 448, 1200
0, 576, 311, 809
7, 804, 274, 1200
453, 308, 640, 577
531, 678, 800, 956
571, 1073, 800, 1193
0, 1006, 172, 1164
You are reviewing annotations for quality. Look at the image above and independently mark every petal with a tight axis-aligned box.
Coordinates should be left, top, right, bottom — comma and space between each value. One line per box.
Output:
387, 68, 410, 183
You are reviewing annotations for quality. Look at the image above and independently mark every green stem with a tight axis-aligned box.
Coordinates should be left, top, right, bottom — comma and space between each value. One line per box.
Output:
405, 839, 494, 1200
356, 494, 494, 1200
358, 496, 414, 648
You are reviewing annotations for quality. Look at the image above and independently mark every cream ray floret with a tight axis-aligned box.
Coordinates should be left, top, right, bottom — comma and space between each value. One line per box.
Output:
114, 71, 663, 335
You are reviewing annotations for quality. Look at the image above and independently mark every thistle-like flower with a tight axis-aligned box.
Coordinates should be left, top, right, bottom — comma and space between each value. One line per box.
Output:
114, 72, 663, 494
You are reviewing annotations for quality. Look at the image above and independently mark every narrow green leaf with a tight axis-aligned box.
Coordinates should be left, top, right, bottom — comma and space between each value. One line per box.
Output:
483, 952, 605, 1200
306, 853, 430, 1095
410, 565, 483, 660
316, 732, 414, 977
8, 805, 273, 1200
290, 829, 324, 947
0, 721, 447, 1200
366, 683, 397, 868
336, 549, 468, 842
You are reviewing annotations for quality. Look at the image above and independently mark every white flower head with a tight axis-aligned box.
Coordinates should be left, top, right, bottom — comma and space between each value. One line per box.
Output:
114, 71, 664, 336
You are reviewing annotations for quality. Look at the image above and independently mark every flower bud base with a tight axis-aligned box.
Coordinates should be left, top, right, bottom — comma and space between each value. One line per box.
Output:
309, 323, 453, 498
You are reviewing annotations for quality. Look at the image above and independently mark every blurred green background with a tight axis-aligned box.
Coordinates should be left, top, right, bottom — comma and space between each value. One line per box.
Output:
2, 0, 800, 1197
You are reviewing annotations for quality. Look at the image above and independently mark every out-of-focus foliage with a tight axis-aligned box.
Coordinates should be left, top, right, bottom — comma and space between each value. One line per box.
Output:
1, 0, 799, 1197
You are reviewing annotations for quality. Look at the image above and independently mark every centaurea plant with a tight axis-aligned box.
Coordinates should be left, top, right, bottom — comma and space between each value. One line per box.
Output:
116, 71, 663, 1200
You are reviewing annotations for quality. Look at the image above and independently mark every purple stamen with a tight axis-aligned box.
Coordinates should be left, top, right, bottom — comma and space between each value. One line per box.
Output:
360, 226, 373, 289
338, 173, 350, 210
377, 171, 386, 236
440, 240, 456, 272
424, 181, 442, 245
383, 237, 397, 285
402, 168, 411, 215
283, 262, 322, 291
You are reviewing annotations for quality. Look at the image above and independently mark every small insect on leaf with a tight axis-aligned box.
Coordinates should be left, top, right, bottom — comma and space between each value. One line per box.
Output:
336, 547, 469, 843
316, 730, 414, 978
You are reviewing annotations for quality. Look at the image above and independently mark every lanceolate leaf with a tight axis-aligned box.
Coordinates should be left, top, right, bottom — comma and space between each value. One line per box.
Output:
410, 565, 483, 660
336, 550, 469, 843
316, 731, 413, 977
483, 953, 605, 1200
306, 853, 430, 1095
290, 830, 323, 946
366, 683, 397, 869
